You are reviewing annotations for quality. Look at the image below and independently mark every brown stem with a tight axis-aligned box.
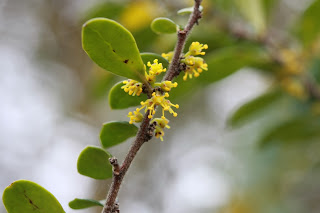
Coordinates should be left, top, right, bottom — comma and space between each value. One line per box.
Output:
164, 0, 203, 81
101, 1, 203, 212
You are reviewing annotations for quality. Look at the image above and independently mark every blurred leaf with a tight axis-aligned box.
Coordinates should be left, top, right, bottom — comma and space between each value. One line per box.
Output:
235, 0, 266, 34
170, 44, 269, 101
87, 67, 118, 100
83, 2, 124, 21
177, 6, 203, 15
82, 18, 147, 83
295, 0, 320, 46
260, 115, 320, 147
2, 180, 65, 213
140, 52, 169, 68
228, 89, 283, 127
77, 146, 112, 179
100, 121, 138, 148
310, 57, 320, 84
132, 27, 158, 51
109, 81, 147, 109
262, 0, 277, 20
69, 198, 103, 209
200, 44, 268, 83
151, 17, 178, 34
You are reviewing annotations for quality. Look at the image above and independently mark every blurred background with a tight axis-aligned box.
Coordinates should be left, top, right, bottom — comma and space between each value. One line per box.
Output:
1, 0, 320, 212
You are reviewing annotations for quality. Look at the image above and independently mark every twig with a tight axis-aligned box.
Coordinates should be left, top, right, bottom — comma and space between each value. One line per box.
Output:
101, 1, 203, 212
164, 0, 203, 81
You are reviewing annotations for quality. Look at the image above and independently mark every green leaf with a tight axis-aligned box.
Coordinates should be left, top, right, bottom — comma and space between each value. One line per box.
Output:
2, 180, 65, 213
82, 18, 147, 83
295, 0, 320, 46
100, 121, 138, 148
177, 6, 203, 15
200, 44, 268, 83
262, 0, 277, 20
109, 81, 147, 109
235, 0, 266, 34
310, 57, 320, 84
140, 52, 169, 68
69, 198, 103, 209
228, 89, 283, 127
151, 17, 178, 34
260, 115, 320, 147
77, 146, 112, 179
83, 2, 124, 21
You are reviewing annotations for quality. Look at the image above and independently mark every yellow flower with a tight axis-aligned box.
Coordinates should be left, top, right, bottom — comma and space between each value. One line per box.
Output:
127, 110, 143, 124
161, 51, 174, 63
152, 117, 170, 129
154, 126, 165, 141
151, 117, 170, 141
147, 59, 166, 76
183, 56, 208, 80
187, 42, 208, 56
134, 92, 179, 120
161, 81, 178, 92
281, 78, 308, 100
121, 79, 143, 96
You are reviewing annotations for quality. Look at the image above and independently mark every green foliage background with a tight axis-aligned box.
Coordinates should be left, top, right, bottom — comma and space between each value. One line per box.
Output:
1, 0, 320, 213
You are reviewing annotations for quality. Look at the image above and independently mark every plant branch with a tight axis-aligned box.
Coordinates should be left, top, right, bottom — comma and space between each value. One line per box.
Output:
102, 1, 203, 212
164, 0, 203, 81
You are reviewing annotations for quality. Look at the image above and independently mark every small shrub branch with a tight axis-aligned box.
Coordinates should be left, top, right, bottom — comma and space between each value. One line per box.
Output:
101, 1, 203, 212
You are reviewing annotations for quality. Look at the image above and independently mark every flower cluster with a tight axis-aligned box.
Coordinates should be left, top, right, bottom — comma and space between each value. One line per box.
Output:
162, 42, 208, 81
121, 80, 143, 96
130, 91, 179, 120
151, 117, 170, 141
121, 41, 208, 141
146, 59, 166, 84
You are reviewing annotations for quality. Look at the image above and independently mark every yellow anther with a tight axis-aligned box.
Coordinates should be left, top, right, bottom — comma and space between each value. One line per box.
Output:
121, 79, 143, 96
183, 56, 208, 81
188, 42, 208, 56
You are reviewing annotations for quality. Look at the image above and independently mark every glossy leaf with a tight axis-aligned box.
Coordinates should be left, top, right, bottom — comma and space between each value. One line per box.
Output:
260, 115, 320, 147
295, 0, 320, 46
151, 17, 178, 34
69, 198, 103, 209
200, 44, 268, 84
77, 146, 112, 179
100, 121, 138, 148
82, 18, 147, 83
228, 89, 283, 127
2, 180, 65, 213
140, 52, 169, 68
177, 6, 203, 15
109, 81, 147, 109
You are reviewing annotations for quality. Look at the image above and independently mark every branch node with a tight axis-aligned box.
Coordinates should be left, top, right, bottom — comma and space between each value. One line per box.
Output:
109, 157, 120, 176
112, 203, 120, 213
145, 121, 157, 142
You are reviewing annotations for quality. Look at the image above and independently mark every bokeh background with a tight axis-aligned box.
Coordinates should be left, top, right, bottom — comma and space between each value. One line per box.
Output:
1, 0, 320, 213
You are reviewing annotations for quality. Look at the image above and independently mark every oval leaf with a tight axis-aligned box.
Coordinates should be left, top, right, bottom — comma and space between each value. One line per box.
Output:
200, 44, 269, 84
2, 180, 65, 213
82, 18, 147, 83
69, 198, 103, 209
228, 89, 283, 127
109, 81, 147, 109
77, 146, 112, 179
260, 115, 320, 147
151, 17, 177, 34
295, 0, 320, 46
140, 52, 169, 68
177, 6, 203, 15
100, 121, 138, 148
